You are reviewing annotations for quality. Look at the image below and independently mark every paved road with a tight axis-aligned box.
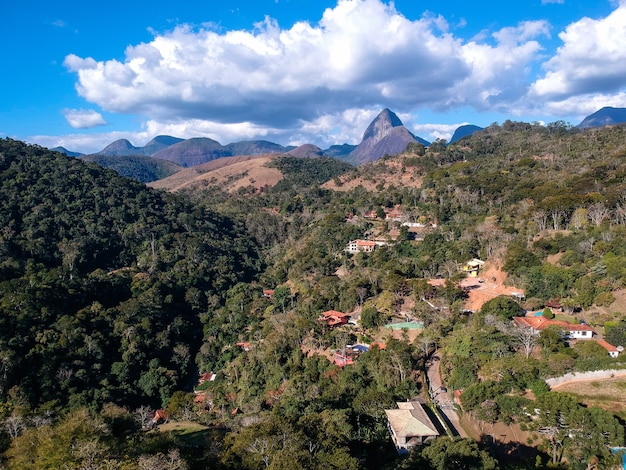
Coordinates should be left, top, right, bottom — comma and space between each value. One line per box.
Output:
425, 352, 468, 438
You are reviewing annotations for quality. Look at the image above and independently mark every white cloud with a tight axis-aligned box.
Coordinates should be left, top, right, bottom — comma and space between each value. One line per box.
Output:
529, 3, 626, 113
53, 0, 626, 149
411, 122, 462, 142
541, 0, 564, 4
62, 109, 107, 129
63, 0, 550, 146
444, 21, 549, 114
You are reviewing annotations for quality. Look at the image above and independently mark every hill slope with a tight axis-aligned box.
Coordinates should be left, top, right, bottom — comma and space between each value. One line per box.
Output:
149, 154, 283, 193
0, 138, 260, 410
80, 154, 182, 183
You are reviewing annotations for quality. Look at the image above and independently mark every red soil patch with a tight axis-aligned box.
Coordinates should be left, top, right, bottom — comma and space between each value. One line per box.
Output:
460, 264, 525, 311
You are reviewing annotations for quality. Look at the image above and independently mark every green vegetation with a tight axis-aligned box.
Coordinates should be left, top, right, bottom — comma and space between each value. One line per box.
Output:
2, 121, 626, 469
80, 154, 183, 183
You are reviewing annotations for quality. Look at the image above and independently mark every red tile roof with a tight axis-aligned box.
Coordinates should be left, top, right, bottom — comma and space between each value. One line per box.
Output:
596, 339, 618, 352
319, 310, 350, 327
321, 310, 349, 318
513, 316, 594, 332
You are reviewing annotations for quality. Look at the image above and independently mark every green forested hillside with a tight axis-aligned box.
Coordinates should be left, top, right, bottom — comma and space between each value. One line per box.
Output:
2, 124, 626, 470
0, 139, 260, 412
80, 153, 182, 183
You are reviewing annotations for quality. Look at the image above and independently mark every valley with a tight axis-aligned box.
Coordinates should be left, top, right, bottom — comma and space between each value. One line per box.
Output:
2, 114, 626, 469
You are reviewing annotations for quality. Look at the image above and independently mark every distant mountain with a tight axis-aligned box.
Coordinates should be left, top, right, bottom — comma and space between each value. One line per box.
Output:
349, 109, 430, 164
51, 146, 83, 157
141, 135, 184, 155
449, 125, 483, 144
80, 154, 182, 183
96, 136, 182, 157
578, 107, 626, 129
323, 144, 356, 158
288, 144, 324, 158
98, 139, 141, 156
151, 137, 230, 167
225, 140, 288, 156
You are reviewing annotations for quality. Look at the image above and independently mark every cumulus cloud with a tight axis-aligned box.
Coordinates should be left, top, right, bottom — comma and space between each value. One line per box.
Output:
412, 122, 462, 142
63, 0, 552, 147
62, 109, 107, 129
449, 20, 549, 113
529, 3, 626, 113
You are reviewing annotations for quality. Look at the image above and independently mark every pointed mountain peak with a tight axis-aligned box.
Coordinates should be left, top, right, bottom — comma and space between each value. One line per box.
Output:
362, 108, 404, 141
349, 109, 429, 164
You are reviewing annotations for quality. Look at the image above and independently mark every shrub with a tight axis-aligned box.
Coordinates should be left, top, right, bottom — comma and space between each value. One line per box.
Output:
594, 291, 614, 307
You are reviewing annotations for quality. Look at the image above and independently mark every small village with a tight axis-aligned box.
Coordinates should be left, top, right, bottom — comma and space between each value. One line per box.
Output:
185, 206, 624, 458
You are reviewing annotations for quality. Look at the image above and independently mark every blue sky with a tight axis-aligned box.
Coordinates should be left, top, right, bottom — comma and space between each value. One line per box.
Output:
2, 0, 625, 153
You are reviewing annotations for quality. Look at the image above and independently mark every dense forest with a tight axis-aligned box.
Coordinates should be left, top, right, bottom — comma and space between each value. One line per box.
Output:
1, 121, 626, 469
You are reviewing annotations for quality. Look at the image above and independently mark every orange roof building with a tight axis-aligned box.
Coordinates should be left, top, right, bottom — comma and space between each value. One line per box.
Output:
513, 316, 594, 339
319, 310, 350, 327
595, 339, 621, 358
346, 239, 377, 253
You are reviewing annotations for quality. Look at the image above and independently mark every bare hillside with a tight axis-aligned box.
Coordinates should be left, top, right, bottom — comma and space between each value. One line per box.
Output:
322, 159, 423, 191
148, 154, 284, 193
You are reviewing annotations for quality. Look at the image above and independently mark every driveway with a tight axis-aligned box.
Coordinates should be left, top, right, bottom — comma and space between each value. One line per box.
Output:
425, 352, 468, 438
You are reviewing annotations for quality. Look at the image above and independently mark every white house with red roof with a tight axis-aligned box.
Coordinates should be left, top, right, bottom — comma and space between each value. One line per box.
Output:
595, 339, 622, 358
513, 315, 594, 339
346, 239, 377, 253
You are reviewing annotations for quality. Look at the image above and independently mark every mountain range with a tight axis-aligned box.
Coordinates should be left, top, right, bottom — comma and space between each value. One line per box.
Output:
51, 109, 432, 167
51, 106, 626, 180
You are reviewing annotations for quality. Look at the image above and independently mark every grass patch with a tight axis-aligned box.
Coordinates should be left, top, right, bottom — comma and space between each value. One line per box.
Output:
554, 377, 626, 415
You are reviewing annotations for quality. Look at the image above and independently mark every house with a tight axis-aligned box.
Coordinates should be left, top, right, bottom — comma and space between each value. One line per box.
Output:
333, 350, 354, 367
236, 341, 251, 351
513, 316, 595, 339
462, 258, 485, 277
319, 310, 350, 328
198, 372, 216, 385
544, 299, 564, 312
385, 400, 440, 454
262, 289, 274, 299
595, 339, 622, 358
194, 391, 213, 410
346, 239, 377, 253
